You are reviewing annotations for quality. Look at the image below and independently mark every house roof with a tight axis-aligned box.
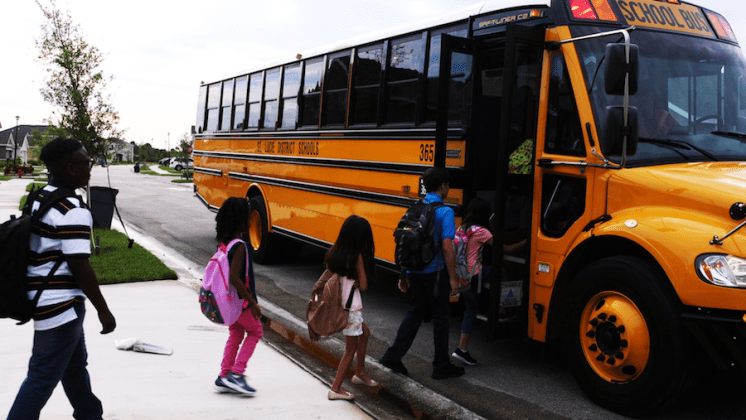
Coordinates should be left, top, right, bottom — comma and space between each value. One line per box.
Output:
0, 125, 49, 147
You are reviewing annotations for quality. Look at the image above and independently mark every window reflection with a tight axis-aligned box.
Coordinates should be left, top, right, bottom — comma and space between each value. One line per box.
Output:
263, 68, 281, 129
353, 44, 384, 125
281, 64, 302, 129
220, 80, 234, 131
425, 27, 468, 122
233, 76, 248, 130
302, 58, 324, 126
247, 73, 263, 129
324, 52, 351, 126
206, 83, 221, 131
387, 35, 424, 123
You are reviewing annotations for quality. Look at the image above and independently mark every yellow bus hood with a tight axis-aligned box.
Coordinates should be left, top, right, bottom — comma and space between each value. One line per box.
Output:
607, 162, 746, 220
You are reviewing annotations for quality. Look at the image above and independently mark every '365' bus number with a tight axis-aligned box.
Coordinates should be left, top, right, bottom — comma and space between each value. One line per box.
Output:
420, 144, 435, 162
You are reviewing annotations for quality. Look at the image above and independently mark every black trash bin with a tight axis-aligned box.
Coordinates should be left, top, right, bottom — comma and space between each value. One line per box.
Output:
89, 186, 119, 229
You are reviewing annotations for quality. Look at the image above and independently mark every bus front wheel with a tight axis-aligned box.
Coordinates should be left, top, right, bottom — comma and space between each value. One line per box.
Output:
248, 195, 281, 264
561, 256, 694, 416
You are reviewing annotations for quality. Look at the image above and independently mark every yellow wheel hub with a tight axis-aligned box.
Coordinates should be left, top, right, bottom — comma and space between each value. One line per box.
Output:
579, 291, 650, 383
249, 210, 262, 251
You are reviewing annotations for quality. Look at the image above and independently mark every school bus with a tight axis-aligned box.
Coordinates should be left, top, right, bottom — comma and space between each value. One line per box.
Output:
193, 0, 746, 414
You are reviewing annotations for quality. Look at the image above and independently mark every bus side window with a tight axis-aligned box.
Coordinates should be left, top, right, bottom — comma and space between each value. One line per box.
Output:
206, 82, 221, 132
263, 68, 281, 130
196, 84, 207, 133
540, 175, 586, 238
220, 79, 234, 131
281, 63, 302, 129
545, 54, 585, 156
233, 76, 248, 130
301, 58, 324, 127
424, 26, 468, 123
323, 51, 352, 126
247, 73, 264, 129
386, 34, 424, 124
352, 43, 384, 125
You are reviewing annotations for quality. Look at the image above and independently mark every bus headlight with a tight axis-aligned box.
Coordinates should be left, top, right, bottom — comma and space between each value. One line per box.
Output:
696, 254, 746, 288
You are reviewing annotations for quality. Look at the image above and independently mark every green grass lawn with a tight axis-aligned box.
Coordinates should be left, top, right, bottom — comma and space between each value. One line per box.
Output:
15, 190, 179, 284
90, 228, 178, 284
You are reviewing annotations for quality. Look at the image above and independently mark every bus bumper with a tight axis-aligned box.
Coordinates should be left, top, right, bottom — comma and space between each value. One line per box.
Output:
682, 308, 746, 372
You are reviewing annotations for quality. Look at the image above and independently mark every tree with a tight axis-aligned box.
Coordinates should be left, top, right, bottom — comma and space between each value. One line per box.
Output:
35, 0, 123, 158
28, 128, 54, 161
176, 133, 193, 178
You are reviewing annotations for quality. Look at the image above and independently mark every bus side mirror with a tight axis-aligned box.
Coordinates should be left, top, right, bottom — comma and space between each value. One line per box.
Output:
602, 106, 639, 156
605, 43, 639, 96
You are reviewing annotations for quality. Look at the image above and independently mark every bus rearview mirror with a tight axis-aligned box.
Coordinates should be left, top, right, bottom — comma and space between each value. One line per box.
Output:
602, 106, 639, 157
605, 43, 639, 96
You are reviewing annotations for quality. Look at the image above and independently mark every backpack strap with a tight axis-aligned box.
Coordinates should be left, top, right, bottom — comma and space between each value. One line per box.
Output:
461, 225, 486, 279
344, 284, 355, 311
225, 238, 250, 288
25, 188, 78, 323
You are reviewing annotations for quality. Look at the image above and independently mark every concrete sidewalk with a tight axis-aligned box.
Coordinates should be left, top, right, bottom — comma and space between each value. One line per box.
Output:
0, 178, 35, 221
0, 178, 372, 420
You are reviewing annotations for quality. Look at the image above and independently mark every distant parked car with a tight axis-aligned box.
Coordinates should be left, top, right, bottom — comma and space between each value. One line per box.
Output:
170, 158, 193, 171
158, 157, 172, 166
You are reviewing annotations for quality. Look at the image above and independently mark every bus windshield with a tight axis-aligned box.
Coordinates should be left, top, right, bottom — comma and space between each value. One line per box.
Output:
575, 27, 746, 167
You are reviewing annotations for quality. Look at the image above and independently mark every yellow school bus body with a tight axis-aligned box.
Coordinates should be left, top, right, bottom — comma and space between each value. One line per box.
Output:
193, 0, 746, 415
194, 136, 465, 264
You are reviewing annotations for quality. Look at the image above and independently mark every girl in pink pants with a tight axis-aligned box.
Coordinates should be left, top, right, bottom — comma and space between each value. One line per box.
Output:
212, 197, 263, 395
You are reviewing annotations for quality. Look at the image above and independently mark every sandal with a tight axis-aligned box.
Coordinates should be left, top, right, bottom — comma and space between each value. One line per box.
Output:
351, 375, 379, 387
328, 389, 354, 400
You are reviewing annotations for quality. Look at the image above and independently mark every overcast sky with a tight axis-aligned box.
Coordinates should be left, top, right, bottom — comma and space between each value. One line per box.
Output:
2, 0, 745, 150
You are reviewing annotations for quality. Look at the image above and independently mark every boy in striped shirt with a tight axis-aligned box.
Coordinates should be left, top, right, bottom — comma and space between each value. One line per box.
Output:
8, 138, 116, 420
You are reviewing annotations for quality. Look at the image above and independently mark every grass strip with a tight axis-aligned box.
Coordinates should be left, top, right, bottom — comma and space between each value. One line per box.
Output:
90, 228, 178, 284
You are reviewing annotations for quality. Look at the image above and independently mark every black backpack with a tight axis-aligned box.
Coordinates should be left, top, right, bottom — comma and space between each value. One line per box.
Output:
393, 199, 444, 274
0, 187, 71, 324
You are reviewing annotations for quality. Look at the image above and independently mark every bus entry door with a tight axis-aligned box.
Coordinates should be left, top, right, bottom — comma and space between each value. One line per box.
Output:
491, 24, 544, 340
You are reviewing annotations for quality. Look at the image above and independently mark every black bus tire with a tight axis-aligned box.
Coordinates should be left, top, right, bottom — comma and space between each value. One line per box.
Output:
248, 195, 282, 264
561, 255, 694, 416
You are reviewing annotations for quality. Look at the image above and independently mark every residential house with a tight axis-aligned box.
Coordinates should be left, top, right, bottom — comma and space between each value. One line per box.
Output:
0, 125, 48, 164
108, 138, 134, 162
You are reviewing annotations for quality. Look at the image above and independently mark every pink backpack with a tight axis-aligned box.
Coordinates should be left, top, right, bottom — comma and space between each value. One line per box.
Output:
199, 239, 247, 325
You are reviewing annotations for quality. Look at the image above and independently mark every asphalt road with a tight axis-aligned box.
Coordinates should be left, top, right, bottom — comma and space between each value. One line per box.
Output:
90, 164, 746, 420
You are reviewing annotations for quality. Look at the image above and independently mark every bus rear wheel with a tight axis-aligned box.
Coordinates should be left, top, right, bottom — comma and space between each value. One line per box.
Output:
248, 195, 282, 264
561, 256, 694, 416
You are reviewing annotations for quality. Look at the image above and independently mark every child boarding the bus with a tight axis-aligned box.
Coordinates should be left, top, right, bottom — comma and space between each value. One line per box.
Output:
325, 215, 379, 400
212, 197, 263, 395
452, 198, 493, 366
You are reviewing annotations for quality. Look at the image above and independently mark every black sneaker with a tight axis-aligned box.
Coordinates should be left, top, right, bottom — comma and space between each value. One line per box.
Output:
452, 348, 477, 366
379, 357, 408, 375
213, 376, 237, 393
432, 363, 465, 380
224, 372, 256, 395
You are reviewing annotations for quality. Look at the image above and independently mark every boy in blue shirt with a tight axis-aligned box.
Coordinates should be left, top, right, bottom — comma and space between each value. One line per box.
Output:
380, 167, 464, 379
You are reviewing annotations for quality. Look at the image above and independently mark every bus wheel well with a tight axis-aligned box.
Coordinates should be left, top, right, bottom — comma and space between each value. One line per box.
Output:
545, 236, 670, 342
246, 186, 262, 201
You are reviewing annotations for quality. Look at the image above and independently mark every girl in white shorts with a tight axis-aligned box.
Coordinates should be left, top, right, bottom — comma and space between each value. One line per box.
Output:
325, 215, 378, 401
